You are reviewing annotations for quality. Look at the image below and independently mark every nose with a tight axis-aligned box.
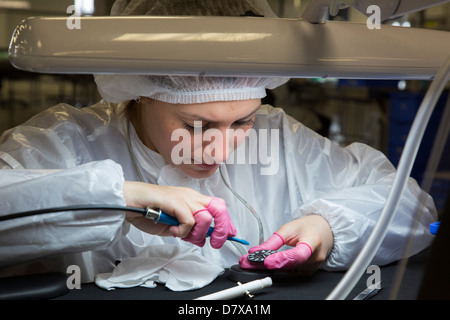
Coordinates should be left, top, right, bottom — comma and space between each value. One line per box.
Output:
202, 128, 239, 164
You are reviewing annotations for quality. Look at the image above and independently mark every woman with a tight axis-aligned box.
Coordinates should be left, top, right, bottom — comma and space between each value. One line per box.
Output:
0, 0, 437, 282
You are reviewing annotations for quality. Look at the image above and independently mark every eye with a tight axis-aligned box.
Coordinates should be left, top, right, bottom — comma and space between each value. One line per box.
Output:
233, 118, 255, 127
183, 122, 209, 132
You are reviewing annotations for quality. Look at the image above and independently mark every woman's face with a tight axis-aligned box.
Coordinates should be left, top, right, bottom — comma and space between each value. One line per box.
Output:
132, 97, 262, 178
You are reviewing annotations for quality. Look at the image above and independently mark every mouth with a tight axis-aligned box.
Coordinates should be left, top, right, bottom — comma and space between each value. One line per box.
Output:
194, 163, 220, 170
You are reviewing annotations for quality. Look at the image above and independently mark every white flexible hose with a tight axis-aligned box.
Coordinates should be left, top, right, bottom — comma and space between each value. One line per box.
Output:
219, 165, 265, 245
326, 55, 450, 300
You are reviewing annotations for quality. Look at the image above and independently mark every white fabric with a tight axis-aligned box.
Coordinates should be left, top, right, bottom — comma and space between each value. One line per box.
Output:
95, 245, 224, 291
0, 101, 437, 282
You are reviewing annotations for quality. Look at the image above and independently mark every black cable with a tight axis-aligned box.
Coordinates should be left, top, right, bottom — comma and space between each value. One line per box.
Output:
0, 205, 147, 222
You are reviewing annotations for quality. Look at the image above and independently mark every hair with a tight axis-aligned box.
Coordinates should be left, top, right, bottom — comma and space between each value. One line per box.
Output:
122, 99, 139, 120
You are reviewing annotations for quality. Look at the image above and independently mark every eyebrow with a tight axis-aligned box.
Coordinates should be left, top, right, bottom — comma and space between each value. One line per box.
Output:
178, 103, 262, 123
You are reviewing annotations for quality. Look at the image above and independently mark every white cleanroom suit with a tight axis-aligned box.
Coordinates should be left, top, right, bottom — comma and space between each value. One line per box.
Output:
0, 101, 437, 282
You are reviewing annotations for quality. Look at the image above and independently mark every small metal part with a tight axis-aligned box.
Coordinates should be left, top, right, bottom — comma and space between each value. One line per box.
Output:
145, 207, 162, 223
247, 250, 277, 263
353, 281, 383, 300
237, 282, 254, 299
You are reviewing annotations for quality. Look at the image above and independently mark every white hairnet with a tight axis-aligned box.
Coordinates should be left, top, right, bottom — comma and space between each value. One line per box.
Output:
94, 0, 289, 104
95, 75, 288, 104
110, 0, 278, 17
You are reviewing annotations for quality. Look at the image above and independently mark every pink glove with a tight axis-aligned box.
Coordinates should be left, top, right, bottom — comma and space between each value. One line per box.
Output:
239, 233, 313, 270
183, 197, 237, 249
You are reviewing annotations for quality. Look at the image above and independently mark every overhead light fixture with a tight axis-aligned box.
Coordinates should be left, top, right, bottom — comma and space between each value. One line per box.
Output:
8, 16, 450, 80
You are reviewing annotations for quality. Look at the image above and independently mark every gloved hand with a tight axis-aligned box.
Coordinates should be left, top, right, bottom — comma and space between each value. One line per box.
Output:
239, 215, 333, 275
239, 232, 313, 270
124, 182, 236, 249
183, 197, 237, 249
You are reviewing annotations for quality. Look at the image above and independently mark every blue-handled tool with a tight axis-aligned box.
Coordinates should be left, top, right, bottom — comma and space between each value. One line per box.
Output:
145, 208, 249, 245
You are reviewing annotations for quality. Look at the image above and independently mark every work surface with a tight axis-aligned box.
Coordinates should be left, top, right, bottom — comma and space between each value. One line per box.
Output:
56, 249, 430, 301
